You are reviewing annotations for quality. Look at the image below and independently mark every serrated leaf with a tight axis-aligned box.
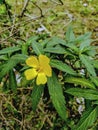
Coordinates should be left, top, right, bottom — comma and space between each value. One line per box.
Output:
47, 72, 66, 120
31, 84, 44, 111
80, 54, 96, 76
90, 76, 98, 87
65, 77, 95, 89
9, 70, 17, 92
44, 45, 66, 54
32, 42, 44, 55
46, 36, 67, 47
93, 60, 98, 69
12, 54, 27, 61
0, 64, 4, 71
0, 54, 27, 80
86, 47, 96, 57
81, 46, 96, 57
80, 39, 92, 50
66, 88, 98, 100
0, 55, 8, 60
93, 101, 98, 105
67, 43, 79, 54
0, 46, 21, 55
72, 106, 98, 130
66, 26, 75, 42
75, 32, 92, 43
50, 59, 76, 75
26, 36, 38, 45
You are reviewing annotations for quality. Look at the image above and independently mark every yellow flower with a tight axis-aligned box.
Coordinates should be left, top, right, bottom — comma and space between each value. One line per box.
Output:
24, 54, 52, 85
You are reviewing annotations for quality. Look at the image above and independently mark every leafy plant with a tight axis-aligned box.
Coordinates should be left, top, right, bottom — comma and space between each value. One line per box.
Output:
0, 26, 98, 129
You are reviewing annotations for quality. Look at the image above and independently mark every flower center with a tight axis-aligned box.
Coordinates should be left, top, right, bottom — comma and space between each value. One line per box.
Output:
37, 66, 43, 73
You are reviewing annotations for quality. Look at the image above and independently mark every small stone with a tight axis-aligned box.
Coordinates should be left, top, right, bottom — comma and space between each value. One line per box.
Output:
78, 105, 84, 114
83, 3, 88, 7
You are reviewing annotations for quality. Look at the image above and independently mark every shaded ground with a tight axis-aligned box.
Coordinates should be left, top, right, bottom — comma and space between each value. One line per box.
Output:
0, 0, 98, 43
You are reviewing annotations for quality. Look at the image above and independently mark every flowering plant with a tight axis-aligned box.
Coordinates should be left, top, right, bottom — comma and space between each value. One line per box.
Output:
0, 26, 98, 129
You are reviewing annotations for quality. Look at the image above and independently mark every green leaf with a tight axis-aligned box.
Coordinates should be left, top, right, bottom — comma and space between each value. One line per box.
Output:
75, 32, 92, 43
11, 54, 27, 62
90, 76, 98, 87
81, 46, 96, 57
50, 59, 77, 75
0, 46, 21, 55
26, 36, 38, 46
66, 26, 75, 42
86, 47, 96, 57
66, 88, 98, 100
0, 55, 8, 60
32, 42, 44, 55
93, 60, 98, 69
9, 70, 17, 92
44, 45, 66, 54
0, 54, 27, 80
80, 39, 92, 50
22, 44, 28, 54
80, 54, 96, 76
31, 84, 44, 111
72, 106, 98, 130
46, 36, 67, 47
47, 72, 66, 120
67, 44, 79, 54
0, 64, 4, 71
65, 77, 95, 89
0, 0, 3, 4
93, 101, 98, 105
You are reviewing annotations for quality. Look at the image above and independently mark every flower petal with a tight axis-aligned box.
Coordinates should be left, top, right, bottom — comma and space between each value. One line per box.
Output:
39, 55, 50, 66
24, 68, 38, 80
26, 56, 39, 68
43, 64, 52, 77
36, 73, 47, 85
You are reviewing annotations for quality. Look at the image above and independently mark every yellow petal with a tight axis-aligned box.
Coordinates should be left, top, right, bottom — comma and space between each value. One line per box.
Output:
24, 68, 38, 80
43, 64, 52, 77
39, 55, 50, 66
36, 73, 47, 85
26, 56, 39, 68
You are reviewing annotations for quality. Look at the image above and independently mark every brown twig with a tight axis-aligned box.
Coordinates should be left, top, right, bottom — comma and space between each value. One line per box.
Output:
0, 30, 19, 44
0, 96, 16, 130
20, 94, 26, 130
3, 0, 12, 22
0, 14, 40, 35
20, 0, 30, 17
51, 0, 63, 5
0, 16, 41, 44
32, 2, 44, 17
59, 0, 63, 5
38, 104, 53, 128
